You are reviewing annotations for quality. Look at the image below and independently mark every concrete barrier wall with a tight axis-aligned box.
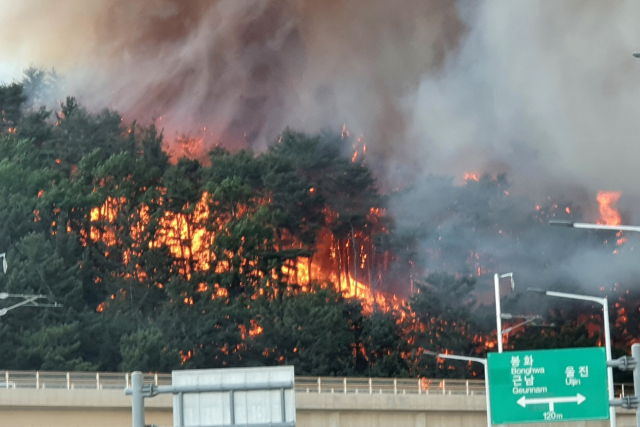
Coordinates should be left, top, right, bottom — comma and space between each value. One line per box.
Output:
0, 389, 635, 427
295, 393, 637, 427
0, 389, 172, 427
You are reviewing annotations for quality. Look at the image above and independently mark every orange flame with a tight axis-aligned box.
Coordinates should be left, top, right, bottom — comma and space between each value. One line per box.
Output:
152, 192, 214, 276
597, 191, 622, 226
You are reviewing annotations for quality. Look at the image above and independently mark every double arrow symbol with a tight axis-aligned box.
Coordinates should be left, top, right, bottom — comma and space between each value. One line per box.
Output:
517, 394, 586, 412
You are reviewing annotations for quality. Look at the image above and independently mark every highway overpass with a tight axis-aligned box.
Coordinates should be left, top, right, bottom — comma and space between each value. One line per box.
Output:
0, 371, 635, 427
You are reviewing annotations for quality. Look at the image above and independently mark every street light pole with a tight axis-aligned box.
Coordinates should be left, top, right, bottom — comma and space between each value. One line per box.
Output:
428, 352, 492, 427
528, 288, 616, 427
0, 254, 62, 316
550, 220, 640, 233
500, 315, 543, 336
0, 293, 62, 315
494, 272, 515, 353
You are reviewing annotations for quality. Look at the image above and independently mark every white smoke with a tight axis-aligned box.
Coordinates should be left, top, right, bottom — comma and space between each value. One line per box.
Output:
406, 1, 640, 204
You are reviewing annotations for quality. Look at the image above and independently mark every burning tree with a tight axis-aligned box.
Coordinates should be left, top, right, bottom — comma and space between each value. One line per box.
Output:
0, 78, 403, 374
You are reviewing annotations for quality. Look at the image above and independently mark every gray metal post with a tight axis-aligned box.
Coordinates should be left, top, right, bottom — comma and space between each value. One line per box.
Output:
280, 388, 286, 422
603, 297, 617, 427
494, 274, 503, 353
632, 343, 640, 427
537, 290, 616, 427
178, 392, 185, 426
131, 371, 145, 427
484, 361, 493, 427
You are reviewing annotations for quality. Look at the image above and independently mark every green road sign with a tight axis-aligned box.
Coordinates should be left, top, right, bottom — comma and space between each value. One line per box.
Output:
487, 347, 609, 424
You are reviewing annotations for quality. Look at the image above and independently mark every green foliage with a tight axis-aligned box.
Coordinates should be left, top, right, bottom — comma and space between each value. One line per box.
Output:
0, 83, 26, 131
361, 311, 409, 377
510, 321, 598, 350
16, 323, 95, 371
405, 273, 479, 378
120, 326, 180, 372
250, 285, 364, 375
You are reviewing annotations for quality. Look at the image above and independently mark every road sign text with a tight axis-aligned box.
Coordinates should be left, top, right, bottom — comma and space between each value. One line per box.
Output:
488, 347, 609, 424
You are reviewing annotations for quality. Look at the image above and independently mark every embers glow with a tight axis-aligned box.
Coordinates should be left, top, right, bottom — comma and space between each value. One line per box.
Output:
464, 173, 480, 182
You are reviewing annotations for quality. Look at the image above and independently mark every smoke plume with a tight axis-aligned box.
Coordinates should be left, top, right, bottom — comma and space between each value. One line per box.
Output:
406, 1, 640, 202
0, 0, 462, 152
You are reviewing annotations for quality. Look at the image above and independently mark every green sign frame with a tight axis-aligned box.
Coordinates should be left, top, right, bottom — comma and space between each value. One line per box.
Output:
487, 347, 609, 424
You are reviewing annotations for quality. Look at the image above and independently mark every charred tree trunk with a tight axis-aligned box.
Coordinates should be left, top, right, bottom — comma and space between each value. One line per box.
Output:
275, 228, 283, 252
350, 223, 358, 297
308, 236, 317, 283
370, 236, 376, 312
336, 237, 342, 292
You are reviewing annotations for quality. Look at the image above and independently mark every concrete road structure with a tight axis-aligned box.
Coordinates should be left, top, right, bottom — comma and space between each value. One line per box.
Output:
0, 388, 636, 427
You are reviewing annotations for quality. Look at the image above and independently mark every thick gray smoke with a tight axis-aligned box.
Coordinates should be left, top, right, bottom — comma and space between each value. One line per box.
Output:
0, 0, 461, 153
390, 175, 640, 298
392, 0, 640, 297
405, 1, 640, 202
3, 0, 640, 296
4, 1, 639, 197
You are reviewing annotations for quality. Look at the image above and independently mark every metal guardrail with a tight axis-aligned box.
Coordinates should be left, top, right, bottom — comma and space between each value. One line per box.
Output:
0, 371, 633, 398
296, 377, 487, 395
0, 371, 171, 390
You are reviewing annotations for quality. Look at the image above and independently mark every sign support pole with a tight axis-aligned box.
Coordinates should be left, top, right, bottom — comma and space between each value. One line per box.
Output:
131, 371, 145, 427
494, 274, 503, 353
536, 291, 616, 427
602, 297, 617, 427
633, 344, 640, 427
484, 360, 492, 427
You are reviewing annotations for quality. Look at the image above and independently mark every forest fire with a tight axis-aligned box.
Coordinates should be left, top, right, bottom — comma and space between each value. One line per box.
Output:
4, 0, 640, 381
19, 90, 637, 375
80, 163, 636, 366
86, 189, 404, 316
